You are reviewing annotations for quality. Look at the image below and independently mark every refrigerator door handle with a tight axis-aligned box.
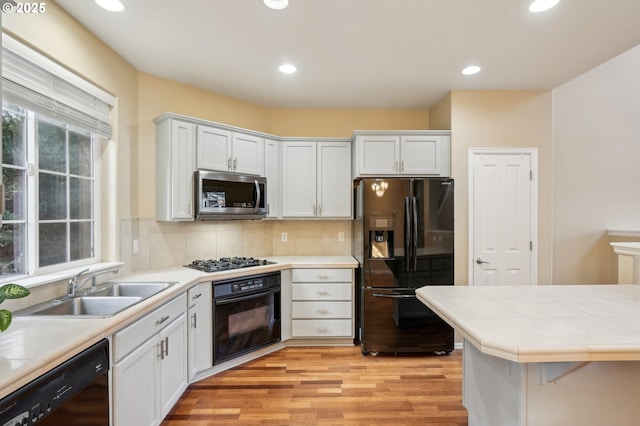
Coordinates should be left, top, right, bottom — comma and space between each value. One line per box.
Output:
404, 197, 411, 272
412, 196, 418, 272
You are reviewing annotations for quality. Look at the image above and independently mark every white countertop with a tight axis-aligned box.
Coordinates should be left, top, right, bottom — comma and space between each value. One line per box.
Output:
416, 284, 640, 363
0, 256, 357, 399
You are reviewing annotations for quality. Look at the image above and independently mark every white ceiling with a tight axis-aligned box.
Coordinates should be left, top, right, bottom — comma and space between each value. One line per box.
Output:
54, 0, 640, 109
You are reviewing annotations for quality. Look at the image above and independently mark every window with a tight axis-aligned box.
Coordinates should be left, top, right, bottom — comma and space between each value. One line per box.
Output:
1, 34, 114, 281
1, 103, 97, 277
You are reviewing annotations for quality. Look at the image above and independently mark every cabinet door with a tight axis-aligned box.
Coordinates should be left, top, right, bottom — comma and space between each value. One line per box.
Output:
196, 125, 232, 172
170, 120, 196, 220
357, 135, 400, 175
159, 313, 188, 419
317, 142, 351, 217
188, 284, 212, 381
232, 132, 264, 175
264, 138, 281, 218
400, 135, 449, 175
113, 337, 159, 426
282, 141, 317, 217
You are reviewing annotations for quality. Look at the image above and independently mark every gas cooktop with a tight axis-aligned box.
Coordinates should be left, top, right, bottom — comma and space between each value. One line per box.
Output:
185, 257, 273, 273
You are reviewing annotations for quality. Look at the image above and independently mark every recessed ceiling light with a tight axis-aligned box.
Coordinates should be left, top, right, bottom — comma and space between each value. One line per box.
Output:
264, 0, 289, 10
95, 0, 125, 12
279, 63, 297, 74
462, 65, 481, 75
529, 0, 559, 13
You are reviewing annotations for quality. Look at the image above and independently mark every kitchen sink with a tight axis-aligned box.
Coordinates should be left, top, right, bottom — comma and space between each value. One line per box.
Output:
89, 282, 176, 299
16, 296, 142, 317
14, 281, 178, 318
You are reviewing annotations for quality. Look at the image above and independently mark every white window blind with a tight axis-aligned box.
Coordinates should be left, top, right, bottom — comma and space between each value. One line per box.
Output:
1, 33, 114, 138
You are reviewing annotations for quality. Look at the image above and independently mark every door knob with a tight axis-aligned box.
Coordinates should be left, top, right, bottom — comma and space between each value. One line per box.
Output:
476, 258, 490, 265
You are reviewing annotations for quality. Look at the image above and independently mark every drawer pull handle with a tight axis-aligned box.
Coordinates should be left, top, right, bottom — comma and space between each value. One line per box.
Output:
192, 293, 202, 300
317, 290, 330, 295
316, 327, 329, 333
317, 309, 330, 314
318, 274, 330, 279
156, 315, 170, 326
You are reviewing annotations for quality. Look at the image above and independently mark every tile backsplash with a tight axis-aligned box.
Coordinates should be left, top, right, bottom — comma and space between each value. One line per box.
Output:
120, 218, 353, 274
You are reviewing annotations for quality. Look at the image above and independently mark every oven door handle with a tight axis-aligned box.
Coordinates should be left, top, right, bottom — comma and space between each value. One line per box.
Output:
372, 291, 416, 299
215, 287, 279, 305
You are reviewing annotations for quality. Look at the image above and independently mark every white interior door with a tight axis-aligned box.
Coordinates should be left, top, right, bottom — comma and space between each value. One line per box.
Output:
469, 150, 537, 285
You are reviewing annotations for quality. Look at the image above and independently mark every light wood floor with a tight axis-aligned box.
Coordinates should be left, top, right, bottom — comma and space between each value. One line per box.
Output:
161, 346, 467, 426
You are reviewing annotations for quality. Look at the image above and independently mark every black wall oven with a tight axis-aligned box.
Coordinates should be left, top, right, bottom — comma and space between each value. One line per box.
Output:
213, 272, 281, 364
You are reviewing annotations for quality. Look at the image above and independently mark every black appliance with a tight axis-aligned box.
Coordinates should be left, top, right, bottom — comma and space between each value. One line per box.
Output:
213, 271, 281, 364
353, 178, 454, 355
0, 339, 109, 425
194, 170, 267, 220
185, 256, 273, 273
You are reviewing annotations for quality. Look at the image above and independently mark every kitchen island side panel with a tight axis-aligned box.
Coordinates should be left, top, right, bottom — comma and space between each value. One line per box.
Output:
464, 340, 640, 426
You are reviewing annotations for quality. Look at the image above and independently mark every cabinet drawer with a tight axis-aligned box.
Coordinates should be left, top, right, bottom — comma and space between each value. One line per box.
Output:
292, 283, 352, 301
292, 268, 352, 283
187, 284, 207, 308
292, 301, 352, 319
292, 319, 352, 337
114, 293, 187, 362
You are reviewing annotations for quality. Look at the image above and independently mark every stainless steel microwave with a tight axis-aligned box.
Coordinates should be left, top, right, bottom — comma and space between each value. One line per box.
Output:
194, 170, 267, 220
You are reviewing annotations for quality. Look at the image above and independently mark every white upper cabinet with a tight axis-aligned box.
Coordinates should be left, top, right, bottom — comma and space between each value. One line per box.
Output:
317, 142, 352, 217
232, 132, 264, 175
264, 138, 281, 218
282, 141, 317, 217
155, 118, 196, 221
196, 124, 264, 176
282, 141, 351, 218
353, 131, 451, 177
196, 125, 231, 172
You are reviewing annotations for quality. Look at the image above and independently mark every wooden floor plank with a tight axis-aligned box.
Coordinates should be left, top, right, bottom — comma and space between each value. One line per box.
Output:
162, 346, 467, 426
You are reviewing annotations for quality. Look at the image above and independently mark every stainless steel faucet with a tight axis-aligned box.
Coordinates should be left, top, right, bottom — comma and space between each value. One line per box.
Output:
67, 268, 119, 296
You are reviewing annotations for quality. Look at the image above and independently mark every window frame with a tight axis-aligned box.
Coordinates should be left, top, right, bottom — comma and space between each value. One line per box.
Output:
1, 104, 102, 281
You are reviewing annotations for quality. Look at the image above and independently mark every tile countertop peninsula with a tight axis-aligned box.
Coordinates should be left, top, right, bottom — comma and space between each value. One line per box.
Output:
416, 284, 640, 426
0, 256, 357, 400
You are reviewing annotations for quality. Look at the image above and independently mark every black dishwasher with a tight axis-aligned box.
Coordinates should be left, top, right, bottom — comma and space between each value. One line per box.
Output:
0, 338, 110, 426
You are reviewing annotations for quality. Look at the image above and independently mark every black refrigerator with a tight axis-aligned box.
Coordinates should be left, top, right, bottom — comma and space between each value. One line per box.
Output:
353, 177, 454, 355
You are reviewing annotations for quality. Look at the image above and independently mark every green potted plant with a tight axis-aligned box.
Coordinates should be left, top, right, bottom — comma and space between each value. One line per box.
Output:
0, 284, 31, 332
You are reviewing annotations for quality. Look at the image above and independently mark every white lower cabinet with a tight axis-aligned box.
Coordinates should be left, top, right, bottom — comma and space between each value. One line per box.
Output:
290, 268, 354, 338
187, 283, 212, 381
113, 294, 188, 426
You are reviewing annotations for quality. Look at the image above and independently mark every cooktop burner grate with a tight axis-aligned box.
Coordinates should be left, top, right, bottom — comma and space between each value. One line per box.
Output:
185, 257, 272, 273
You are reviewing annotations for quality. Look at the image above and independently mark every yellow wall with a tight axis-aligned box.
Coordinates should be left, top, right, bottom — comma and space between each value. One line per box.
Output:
429, 94, 452, 130
271, 109, 429, 138
450, 91, 553, 285
136, 73, 431, 217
